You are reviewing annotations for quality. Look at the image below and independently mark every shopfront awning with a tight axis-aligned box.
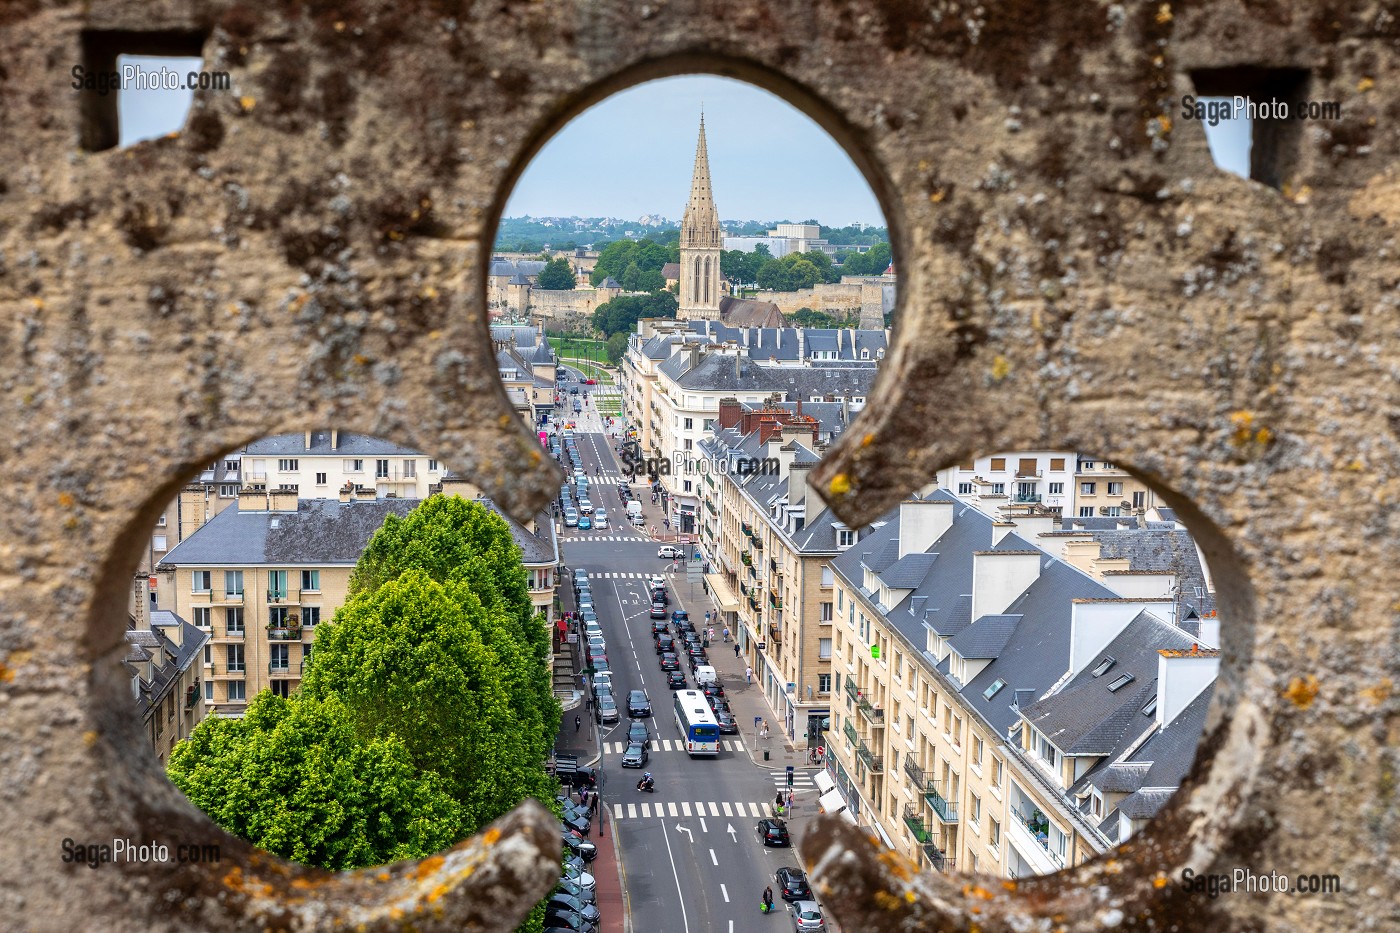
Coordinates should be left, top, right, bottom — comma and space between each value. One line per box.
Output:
818, 789, 847, 814
705, 572, 741, 612
840, 808, 857, 825
814, 770, 836, 795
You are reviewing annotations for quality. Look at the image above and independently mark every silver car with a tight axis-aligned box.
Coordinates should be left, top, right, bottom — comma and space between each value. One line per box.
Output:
789, 900, 825, 931
620, 741, 649, 769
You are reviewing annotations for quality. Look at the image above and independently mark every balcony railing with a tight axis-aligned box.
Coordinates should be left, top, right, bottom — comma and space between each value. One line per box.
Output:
843, 718, 860, 747
269, 661, 292, 676
741, 522, 753, 537
769, 595, 783, 610
1012, 493, 1042, 504
1010, 803, 1065, 869
845, 674, 859, 698
191, 588, 245, 605
184, 683, 199, 709
223, 626, 245, 639
903, 758, 931, 792
924, 849, 955, 873
751, 536, 763, 550
927, 786, 959, 823
856, 695, 885, 727
266, 626, 304, 641
740, 552, 752, 566
1015, 470, 1042, 479
902, 805, 934, 843
855, 739, 884, 773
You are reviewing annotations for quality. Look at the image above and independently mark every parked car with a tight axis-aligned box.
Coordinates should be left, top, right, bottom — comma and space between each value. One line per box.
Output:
554, 878, 595, 905
775, 867, 813, 902
701, 682, 726, 703
757, 818, 791, 847
658, 545, 684, 558
572, 568, 589, 584
627, 689, 651, 718
674, 615, 696, 635
543, 906, 596, 933
578, 594, 594, 613
671, 609, 690, 624
659, 652, 680, 672
686, 646, 708, 669
621, 742, 649, 769
626, 720, 651, 749
560, 830, 597, 862
788, 900, 825, 931
590, 658, 610, 675
594, 694, 619, 724
665, 669, 687, 689
710, 698, 733, 720
649, 601, 668, 619
654, 633, 674, 654
561, 862, 595, 892
560, 811, 590, 836
547, 893, 601, 925
713, 706, 738, 733
569, 387, 580, 394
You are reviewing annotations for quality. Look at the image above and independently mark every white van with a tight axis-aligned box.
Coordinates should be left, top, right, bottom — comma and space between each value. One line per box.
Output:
627, 500, 645, 524
694, 665, 718, 686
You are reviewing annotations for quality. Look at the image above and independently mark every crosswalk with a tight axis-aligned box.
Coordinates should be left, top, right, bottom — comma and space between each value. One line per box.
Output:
603, 738, 746, 754
771, 769, 819, 790
561, 535, 648, 543
612, 800, 772, 821
571, 571, 668, 579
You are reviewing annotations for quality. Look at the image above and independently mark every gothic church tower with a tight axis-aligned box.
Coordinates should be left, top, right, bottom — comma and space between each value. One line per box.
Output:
678, 114, 724, 321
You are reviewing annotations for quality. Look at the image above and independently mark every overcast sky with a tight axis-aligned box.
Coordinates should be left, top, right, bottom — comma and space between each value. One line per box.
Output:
121, 66, 1249, 226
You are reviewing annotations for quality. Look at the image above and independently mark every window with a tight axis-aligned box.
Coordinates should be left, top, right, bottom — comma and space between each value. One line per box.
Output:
301, 570, 320, 592
683, 439, 693, 450
267, 570, 287, 600
225, 607, 243, 634
226, 644, 245, 673
270, 644, 289, 672
375, 459, 390, 478
990, 818, 1001, 850
989, 457, 1006, 471
191, 570, 211, 593
819, 638, 832, 660
203, 645, 211, 666
155, 513, 167, 527
970, 794, 981, 823
428, 459, 440, 472
302, 606, 320, 627
1091, 656, 1115, 677
152, 534, 168, 551
276, 483, 298, 494
1107, 673, 1136, 692
972, 735, 984, 767
837, 529, 855, 548
219, 484, 238, 497
227, 680, 246, 701
224, 570, 243, 596
315, 472, 327, 486
1081, 482, 1096, 495
1048, 482, 1064, 495
192, 607, 211, 628
683, 480, 692, 492
907, 714, 915, 737
302, 644, 313, 669
991, 483, 1005, 495
268, 607, 289, 626
684, 417, 693, 430
1107, 481, 1123, 496
1090, 791, 1103, 818
1050, 457, 1065, 470
1133, 490, 1146, 508
344, 459, 364, 472
403, 459, 416, 478
1104, 506, 1122, 517
1081, 459, 1096, 470
1079, 507, 1094, 518
820, 602, 833, 621
991, 757, 1003, 788
1017, 458, 1037, 474
277, 459, 298, 472
204, 680, 214, 701
821, 566, 834, 587
818, 673, 832, 693
958, 483, 974, 495
983, 678, 1006, 700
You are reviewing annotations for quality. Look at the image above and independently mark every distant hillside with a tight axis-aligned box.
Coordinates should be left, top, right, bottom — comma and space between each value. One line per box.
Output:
494, 216, 887, 253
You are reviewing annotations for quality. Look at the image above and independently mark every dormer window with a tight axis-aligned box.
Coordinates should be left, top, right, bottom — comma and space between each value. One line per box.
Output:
1090, 656, 1115, 677
1107, 673, 1135, 692
837, 529, 855, 549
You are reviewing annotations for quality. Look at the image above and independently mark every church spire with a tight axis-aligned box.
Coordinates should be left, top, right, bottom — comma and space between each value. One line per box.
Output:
678, 111, 724, 321
683, 112, 721, 243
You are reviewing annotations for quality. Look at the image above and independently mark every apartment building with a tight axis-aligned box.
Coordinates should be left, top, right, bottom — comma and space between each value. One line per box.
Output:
823, 492, 1219, 878
936, 452, 1078, 514
123, 606, 209, 764
155, 488, 558, 717
1072, 456, 1159, 518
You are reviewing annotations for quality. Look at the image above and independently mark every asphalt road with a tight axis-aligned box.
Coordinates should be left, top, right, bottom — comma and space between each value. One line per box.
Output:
556, 385, 810, 933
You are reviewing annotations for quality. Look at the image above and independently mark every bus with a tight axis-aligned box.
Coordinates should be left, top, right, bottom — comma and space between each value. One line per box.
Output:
673, 690, 720, 756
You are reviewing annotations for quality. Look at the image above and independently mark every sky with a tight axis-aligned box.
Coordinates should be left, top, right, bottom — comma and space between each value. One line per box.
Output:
120, 67, 1248, 222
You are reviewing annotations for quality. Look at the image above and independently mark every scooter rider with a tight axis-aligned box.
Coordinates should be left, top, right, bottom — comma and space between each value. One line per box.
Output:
636, 772, 655, 792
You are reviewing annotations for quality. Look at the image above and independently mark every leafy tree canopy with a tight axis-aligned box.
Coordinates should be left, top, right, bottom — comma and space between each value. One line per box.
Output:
591, 290, 679, 337
605, 331, 628, 364
535, 256, 576, 290
167, 692, 463, 871
837, 241, 892, 276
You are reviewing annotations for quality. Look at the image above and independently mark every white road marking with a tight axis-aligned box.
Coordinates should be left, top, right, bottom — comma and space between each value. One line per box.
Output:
681, 801, 692, 817
709, 848, 718, 866
699, 817, 708, 833
668, 801, 678, 817
641, 802, 652, 818
627, 804, 637, 818
721, 802, 733, 817
708, 802, 720, 817
720, 884, 730, 904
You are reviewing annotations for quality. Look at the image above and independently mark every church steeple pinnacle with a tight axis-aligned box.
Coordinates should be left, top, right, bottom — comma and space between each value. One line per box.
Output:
682, 112, 721, 245
678, 111, 725, 321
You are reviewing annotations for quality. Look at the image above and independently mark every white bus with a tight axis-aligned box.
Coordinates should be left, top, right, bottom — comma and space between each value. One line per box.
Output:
673, 690, 720, 756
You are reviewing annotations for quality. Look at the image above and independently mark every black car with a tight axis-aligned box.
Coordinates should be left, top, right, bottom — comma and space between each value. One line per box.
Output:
560, 811, 590, 836
649, 601, 668, 619
651, 619, 669, 636
701, 681, 726, 703
654, 633, 674, 654
713, 707, 738, 734
675, 615, 696, 634
548, 893, 601, 925
627, 689, 651, 718
659, 651, 680, 672
775, 866, 813, 902
686, 646, 708, 669
709, 697, 732, 718
569, 387, 580, 395
665, 669, 686, 689
543, 906, 596, 933
757, 818, 791, 847
650, 588, 669, 606
561, 831, 598, 862
555, 765, 597, 789
554, 878, 596, 906
627, 720, 651, 748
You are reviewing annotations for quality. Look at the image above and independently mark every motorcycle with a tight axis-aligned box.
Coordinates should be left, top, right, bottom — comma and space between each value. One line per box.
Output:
636, 776, 655, 793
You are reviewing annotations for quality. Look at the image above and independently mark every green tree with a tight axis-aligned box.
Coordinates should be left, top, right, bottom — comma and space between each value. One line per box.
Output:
635, 240, 669, 272
605, 331, 628, 364
620, 261, 643, 292
167, 692, 463, 871
633, 269, 665, 293
535, 257, 575, 290
756, 258, 790, 291
790, 307, 840, 328
590, 239, 638, 285
784, 257, 823, 290
591, 290, 679, 337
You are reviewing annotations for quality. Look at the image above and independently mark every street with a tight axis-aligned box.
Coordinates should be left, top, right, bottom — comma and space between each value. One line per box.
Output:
554, 371, 826, 933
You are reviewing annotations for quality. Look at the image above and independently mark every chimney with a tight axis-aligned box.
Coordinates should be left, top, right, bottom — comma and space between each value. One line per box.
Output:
331, 428, 340, 449
1196, 612, 1221, 649
1155, 644, 1220, 726
688, 344, 701, 372
897, 498, 955, 559
1099, 571, 1176, 599
269, 489, 299, 512
797, 327, 806, 360
718, 397, 742, 430
238, 488, 269, 511
789, 459, 814, 506
1067, 598, 1176, 674
132, 574, 150, 629
970, 550, 1042, 619
1007, 512, 1058, 541
304, 429, 313, 449
990, 521, 1017, 546
339, 484, 353, 503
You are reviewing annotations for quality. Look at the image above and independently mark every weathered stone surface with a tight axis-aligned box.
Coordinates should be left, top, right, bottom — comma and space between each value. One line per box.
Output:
1, 0, 1397, 929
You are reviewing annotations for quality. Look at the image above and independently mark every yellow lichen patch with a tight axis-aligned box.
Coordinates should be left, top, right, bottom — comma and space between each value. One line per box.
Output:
422, 286, 438, 300
905, 890, 917, 903
1103, 858, 1124, 875
1155, 3, 1172, 24
291, 878, 316, 890
483, 827, 502, 846
1155, 114, 1172, 134
872, 890, 905, 911
962, 883, 995, 900
377, 871, 391, 882
929, 188, 947, 204
389, 907, 404, 920
877, 849, 912, 881
1347, 459, 1365, 472
29, 297, 43, 311
828, 473, 851, 496
1153, 873, 1169, 888
499, 414, 513, 427
1254, 427, 1273, 446
334, 20, 346, 31
1229, 410, 1257, 446
82, 729, 98, 746
861, 433, 875, 448
1284, 675, 1320, 709
58, 492, 75, 508
1361, 679, 1393, 706
1001, 879, 1017, 892
1358, 76, 1375, 92
990, 355, 1010, 382
353, 354, 370, 365
413, 855, 446, 880
238, 96, 256, 112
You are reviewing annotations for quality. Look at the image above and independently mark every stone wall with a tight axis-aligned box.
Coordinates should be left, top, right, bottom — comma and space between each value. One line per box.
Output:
1, 1, 1398, 931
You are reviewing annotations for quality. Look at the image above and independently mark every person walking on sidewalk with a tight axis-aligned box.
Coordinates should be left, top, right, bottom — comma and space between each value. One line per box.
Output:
574, 715, 582, 733
735, 642, 741, 658
746, 666, 754, 684
723, 626, 731, 643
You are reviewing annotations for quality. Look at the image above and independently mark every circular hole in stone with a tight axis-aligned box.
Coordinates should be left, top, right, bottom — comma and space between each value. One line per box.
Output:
130, 429, 566, 875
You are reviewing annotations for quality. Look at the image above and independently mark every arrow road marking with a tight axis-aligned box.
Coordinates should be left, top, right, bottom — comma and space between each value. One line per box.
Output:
727, 824, 737, 843
675, 824, 693, 843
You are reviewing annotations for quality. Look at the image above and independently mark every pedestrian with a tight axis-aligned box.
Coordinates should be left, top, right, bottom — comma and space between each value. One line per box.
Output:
786, 789, 794, 811
574, 715, 582, 733
579, 787, 589, 807
735, 642, 741, 658
723, 626, 731, 643
746, 666, 754, 684
589, 794, 599, 817
760, 719, 768, 737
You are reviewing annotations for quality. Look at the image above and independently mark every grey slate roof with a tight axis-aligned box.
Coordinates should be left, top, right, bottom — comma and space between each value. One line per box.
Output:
508, 273, 532, 285
947, 614, 1021, 659
1085, 527, 1215, 617
1117, 788, 1177, 819
242, 430, 424, 458
1098, 762, 1152, 793
599, 276, 622, 288
126, 611, 208, 719
658, 351, 879, 397
882, 553, 938, 588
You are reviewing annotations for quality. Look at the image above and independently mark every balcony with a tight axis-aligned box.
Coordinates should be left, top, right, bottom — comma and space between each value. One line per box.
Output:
268, 661, 293, 676
741, 552, 752, 566
1015, 469, 1042, 479
184, 683, 199, 710
902, 805, 935, 845
1012, 493, 1042, 504
903, 758, 931, 792
855, 739, 884, 773
843, 718, 860, 747
845, 674, 859, 698
769, 557, 779, 574
191, 588, 245, 605
769, 594, 783, 610
751, 536, 763, 550
266, 626, 304, 641
741, 522, 753, 537
768, 623, 781, 641
856, 694, 885, 727
1009, 803, 1064, 871
926, 785, 959, 823
223, 626, 245, 640
924, 848, 955, 873
265, 588, 305, 605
